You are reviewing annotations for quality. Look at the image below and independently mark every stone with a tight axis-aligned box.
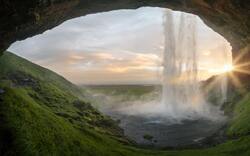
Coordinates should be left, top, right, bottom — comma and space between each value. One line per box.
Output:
0, 1, 249, 52
0, 0, 249, 79
0, 88, 5, 94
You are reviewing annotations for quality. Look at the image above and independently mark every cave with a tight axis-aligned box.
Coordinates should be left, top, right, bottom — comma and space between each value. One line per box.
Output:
0, 0, 250, 155
0, 1, 249, 64
1, 1, 250, 88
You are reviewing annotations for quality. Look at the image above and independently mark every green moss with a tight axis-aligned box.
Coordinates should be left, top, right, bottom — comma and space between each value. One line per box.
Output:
0, 87, 124, 156
0, 52, 250, 156
227, 93, 250, 136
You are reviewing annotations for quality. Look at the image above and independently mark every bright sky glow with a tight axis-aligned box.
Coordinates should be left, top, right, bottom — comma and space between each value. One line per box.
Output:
8, 7, 232, 84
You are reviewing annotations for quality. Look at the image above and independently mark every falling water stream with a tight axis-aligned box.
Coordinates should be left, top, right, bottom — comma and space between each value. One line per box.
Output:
161, 10, 215, 120
89, 9, 228, 147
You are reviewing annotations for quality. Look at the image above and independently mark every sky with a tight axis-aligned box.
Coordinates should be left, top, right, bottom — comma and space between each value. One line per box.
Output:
8, 7, 232, 85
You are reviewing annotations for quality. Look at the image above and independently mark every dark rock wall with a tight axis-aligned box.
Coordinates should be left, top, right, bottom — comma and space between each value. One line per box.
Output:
0, 0, 249, 68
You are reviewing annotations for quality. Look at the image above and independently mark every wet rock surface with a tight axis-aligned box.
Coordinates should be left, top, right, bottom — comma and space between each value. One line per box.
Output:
0, 88, 5, 94
0, 0, 249, 55
6, 72, 38, 88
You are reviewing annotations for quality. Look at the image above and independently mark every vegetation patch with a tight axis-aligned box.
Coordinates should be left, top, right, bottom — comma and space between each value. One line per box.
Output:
0, 52, 250, 156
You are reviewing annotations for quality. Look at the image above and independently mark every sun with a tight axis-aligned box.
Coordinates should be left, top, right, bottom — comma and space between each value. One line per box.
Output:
222, 64, 234, 73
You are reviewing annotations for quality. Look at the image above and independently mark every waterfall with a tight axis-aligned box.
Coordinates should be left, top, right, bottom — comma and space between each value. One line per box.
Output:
220, 45, 229, 103
161, 10, 208, 119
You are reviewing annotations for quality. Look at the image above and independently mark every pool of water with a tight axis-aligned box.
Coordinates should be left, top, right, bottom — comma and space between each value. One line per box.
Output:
108, 112, 225, 147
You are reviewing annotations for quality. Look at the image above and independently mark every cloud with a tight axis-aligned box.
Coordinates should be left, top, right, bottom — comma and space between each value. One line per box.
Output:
8, 7, 231, 84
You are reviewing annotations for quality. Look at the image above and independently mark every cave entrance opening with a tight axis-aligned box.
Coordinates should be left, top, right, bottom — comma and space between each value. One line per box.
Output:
7, 7, 232, 148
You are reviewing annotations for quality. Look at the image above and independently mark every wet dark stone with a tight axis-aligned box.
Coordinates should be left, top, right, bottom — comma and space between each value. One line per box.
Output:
0, 89, 4, 94
0, 0, 249, 55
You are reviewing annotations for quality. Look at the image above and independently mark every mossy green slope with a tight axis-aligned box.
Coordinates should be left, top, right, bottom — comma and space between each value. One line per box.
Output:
0, 52, 250, 156
227, 92, 250, 136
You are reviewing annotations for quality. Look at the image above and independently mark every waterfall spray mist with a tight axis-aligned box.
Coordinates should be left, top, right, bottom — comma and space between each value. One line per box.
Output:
161, 10, 213, 119
220, 45, 229, 103
98, 9, 226, 122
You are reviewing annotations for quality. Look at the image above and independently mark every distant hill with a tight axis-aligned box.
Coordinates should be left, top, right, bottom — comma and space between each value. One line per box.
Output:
0, 52, 249, 156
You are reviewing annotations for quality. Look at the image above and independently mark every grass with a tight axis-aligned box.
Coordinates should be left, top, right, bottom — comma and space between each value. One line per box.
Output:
85, 85, 158, 97
0, 51, 250, 155
227, 92, 250, 136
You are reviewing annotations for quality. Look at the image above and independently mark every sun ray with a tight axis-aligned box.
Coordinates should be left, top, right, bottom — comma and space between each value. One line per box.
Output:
234, 62, 250, 68
228, 72, 246, 94
222, 64, 234, 73
233, 68, 250, 75
233, 49, 249, 65
203, 74, 223, 94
